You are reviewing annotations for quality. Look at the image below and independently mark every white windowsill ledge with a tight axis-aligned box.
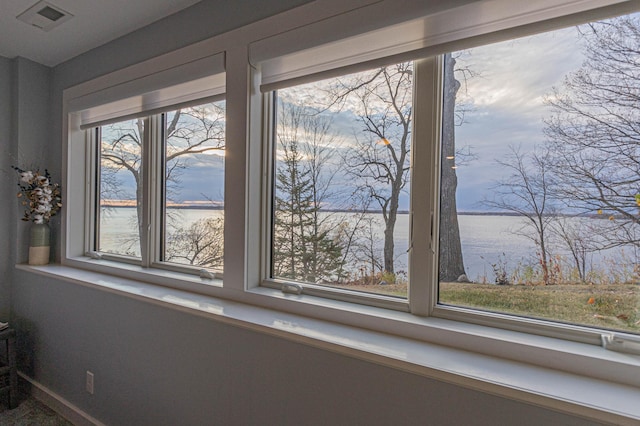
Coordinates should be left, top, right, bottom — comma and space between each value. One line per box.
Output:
15, 263, 640, 425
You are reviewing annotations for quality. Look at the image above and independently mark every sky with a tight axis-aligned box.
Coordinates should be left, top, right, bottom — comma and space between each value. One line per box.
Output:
453, 26, 586, 211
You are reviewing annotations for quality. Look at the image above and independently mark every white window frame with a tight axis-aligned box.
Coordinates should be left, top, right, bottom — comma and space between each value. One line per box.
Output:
241, 1, 638, 390
256, 10, 640, 349
62, 48, 227, 293
260, 58, 436, 314
87, 106, 226, 277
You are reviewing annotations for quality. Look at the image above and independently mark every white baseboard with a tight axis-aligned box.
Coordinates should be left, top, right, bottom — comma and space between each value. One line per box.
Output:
18, 372, 106, 426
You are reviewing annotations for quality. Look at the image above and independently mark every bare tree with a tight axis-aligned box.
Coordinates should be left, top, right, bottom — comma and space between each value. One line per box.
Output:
550, 217, 595, 283
326, 56, 471, 279
333, 193, 383, 283
100, 103, 225, 255
166, 217, 224, 268
544, 15, 640, 250
329, 63, 413, 274
483, 146, 557, 284
352, 214, 385, 283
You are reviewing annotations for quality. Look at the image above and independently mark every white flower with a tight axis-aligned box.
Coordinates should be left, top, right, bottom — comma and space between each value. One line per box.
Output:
15, 167, 61, 223
20, 171, 33, 182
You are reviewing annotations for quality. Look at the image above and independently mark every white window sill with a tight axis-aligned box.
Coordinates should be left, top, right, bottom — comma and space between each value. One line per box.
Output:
61, 256, 223, 293
15, 263, 640, 425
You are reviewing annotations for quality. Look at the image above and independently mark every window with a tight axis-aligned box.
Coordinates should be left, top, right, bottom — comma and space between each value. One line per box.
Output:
62, 0, 640, 360
437, 16, 640, 336
93, 101, 226, 275
97, 118, 144, 258
268, 64, 413, 299
64, 50, 226, 280
261, 9, 640, 342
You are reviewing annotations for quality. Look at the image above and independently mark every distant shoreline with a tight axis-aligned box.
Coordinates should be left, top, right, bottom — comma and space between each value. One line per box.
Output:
102, 204, 223, 210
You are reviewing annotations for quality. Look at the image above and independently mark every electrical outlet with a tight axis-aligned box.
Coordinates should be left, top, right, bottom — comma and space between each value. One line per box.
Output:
86, 371, 94, 394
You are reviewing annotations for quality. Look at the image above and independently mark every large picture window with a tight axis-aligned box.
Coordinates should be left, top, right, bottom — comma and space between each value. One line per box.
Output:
437, 14, 640, 335
265, 10, 640, 339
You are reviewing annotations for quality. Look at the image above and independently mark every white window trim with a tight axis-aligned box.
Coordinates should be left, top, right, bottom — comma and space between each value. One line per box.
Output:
259, 56, 439, 315
56, 1, 640, 423
77, 103, 226, 278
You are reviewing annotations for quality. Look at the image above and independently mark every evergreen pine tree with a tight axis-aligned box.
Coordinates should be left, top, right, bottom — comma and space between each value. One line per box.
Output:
272, 104, 344, 283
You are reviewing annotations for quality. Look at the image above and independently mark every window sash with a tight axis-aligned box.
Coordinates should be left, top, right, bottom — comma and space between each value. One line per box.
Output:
155, 108, 225, 279
261, 58, 438, 312
91, 117, 148, 263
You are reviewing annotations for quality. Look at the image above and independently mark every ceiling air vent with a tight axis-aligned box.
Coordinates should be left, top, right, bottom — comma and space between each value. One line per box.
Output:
17, 1, 73, 32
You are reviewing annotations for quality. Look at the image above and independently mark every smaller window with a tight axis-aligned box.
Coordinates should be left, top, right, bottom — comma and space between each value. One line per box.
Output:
97, 118, 145, 259
162, 102, 226, 272
91, 101, 226, 275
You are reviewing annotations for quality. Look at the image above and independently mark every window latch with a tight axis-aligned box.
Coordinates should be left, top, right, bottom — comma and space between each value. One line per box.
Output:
602, 333, 640, 355
281, 283, 303, 295
87, 251, 102, 260
429, 211, 435, 253
199, 269, 215, 280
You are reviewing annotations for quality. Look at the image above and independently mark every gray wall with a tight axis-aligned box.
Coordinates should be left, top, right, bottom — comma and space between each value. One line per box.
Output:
12, 58, 53, 264
0, 56, 13, 320
1, 56, 52, 317
6, 1, 604, 424
12, 272, 601, 426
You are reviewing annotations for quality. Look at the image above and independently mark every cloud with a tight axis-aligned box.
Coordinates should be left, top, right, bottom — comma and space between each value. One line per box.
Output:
453, 25, 587, 210
458, 27, 584, 111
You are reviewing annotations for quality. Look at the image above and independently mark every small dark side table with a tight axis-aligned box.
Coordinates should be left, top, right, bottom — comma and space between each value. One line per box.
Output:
0, 329, 17, 409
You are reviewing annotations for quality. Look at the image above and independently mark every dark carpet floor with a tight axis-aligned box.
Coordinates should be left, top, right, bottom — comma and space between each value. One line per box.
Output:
0, 396, 72, 426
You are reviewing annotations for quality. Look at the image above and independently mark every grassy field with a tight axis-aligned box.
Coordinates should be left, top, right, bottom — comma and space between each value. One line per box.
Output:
330, 280, 639, 333
440, 282, 640, 333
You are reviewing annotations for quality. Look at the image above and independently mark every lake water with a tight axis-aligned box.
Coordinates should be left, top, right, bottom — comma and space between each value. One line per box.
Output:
100, 208, 633, 281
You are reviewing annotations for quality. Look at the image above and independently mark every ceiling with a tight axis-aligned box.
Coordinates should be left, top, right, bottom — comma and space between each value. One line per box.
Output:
0, 0, 202, 66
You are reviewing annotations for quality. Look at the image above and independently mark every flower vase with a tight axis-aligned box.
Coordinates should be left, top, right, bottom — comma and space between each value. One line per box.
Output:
29, 223, 50, 265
